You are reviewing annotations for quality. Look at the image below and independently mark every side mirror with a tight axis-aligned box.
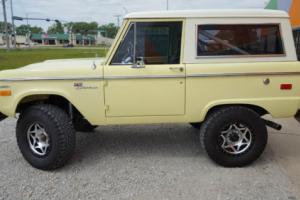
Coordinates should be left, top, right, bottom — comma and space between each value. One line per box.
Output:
132, 57, 145, 69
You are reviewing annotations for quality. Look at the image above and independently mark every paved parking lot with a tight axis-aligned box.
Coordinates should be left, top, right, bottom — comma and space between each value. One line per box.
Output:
0, 118, 299, 200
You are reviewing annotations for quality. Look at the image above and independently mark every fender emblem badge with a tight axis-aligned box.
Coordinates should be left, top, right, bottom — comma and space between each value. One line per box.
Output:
74, 82, 83, 87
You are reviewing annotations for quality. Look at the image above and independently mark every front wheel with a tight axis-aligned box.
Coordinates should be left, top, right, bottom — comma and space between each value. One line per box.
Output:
16, 104, 76, 170
200, 106, 268, 167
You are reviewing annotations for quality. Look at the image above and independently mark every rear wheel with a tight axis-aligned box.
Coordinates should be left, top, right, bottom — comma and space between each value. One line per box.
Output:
200, 106, 267, 167
16, 104, 76, 170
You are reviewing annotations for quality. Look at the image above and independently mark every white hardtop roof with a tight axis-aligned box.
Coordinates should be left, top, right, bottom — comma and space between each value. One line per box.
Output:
125, 9, 289, 19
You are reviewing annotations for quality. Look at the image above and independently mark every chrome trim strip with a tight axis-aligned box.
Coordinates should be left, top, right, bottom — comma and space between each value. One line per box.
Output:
186, 72, 300, 78
1, 72, 299, 82
104, 75, 186, 80
0, 77, 103, 82
0, 75, 185, 81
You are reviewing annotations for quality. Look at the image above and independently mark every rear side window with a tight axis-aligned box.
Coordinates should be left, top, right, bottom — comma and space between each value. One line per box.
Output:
197, 24, 284, 57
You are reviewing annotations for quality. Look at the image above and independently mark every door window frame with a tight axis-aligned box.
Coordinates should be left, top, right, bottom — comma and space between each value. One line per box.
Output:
106, 18, 185, 66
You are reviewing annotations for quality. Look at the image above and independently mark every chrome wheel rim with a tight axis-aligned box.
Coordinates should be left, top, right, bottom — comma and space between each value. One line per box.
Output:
219, 123, 252, 155
26, 123, 50, 156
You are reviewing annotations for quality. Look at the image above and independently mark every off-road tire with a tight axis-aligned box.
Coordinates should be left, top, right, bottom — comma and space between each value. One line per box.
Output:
200, 106, 268, 167
16, 104, 76, 170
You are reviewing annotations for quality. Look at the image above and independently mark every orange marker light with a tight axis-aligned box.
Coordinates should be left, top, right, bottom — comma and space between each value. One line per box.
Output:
0, 90, 12, 96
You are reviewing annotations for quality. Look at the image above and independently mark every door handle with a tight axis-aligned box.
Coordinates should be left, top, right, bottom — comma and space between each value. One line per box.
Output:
169, 67, 184, 72
131, 64, 145, 69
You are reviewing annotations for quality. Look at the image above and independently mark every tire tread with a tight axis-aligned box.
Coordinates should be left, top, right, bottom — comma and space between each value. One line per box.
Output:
16, 104, 75, 170
199, 106, 267, 167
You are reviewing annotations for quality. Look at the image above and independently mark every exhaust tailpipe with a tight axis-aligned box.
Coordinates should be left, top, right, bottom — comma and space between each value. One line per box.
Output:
263, 119, 282, 131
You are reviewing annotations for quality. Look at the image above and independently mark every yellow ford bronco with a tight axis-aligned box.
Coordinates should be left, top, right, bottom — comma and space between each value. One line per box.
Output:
0, 9, 300, 170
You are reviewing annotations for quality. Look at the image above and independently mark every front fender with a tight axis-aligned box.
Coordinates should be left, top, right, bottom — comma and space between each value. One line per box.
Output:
12, 90, 72, 114
0, 80, 105, 125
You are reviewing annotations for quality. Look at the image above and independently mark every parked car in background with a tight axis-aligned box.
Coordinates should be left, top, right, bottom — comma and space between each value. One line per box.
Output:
63, 43, 74, 48
0, 9, 300, 170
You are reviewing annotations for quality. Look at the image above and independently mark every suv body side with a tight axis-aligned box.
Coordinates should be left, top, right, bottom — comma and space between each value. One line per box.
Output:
101, 16, 300, 125
1, 12, 300, 126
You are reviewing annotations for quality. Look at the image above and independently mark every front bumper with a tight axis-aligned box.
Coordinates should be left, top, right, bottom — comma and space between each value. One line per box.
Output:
0, 112, 7, 122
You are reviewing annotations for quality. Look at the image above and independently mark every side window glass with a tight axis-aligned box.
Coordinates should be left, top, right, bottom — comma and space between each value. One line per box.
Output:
197, 24, 284, 56
294, 28, 300, 60
111, 24, 134, 65
136, 22, 182, 64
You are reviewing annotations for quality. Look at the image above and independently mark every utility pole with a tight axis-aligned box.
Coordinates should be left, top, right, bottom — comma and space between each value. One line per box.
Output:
114, 15, 121, 27
1, 0, 10, 50
10, 0, 16, 48
25, 13, 30, 47
166, 0, 169, 10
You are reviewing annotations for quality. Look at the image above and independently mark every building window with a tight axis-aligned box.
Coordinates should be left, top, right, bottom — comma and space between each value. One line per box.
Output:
197, 24, 284, 57
111, 22, 182, 65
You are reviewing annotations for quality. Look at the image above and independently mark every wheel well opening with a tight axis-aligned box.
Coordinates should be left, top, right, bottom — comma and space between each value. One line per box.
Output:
17, 95, 69, 113
16, 95, 83, 121
206, 104, 268, 119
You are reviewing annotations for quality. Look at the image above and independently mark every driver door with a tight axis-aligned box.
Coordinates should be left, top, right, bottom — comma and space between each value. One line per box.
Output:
104, 21, 185, 117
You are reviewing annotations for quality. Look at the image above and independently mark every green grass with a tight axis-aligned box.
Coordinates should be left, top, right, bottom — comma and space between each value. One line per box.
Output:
0, 48, 107, 70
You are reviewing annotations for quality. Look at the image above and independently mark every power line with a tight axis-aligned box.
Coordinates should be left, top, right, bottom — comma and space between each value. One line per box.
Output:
166, 0, 169, 10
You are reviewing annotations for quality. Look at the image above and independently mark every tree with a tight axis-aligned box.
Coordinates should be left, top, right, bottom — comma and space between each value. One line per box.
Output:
98, 23, 119, 38
70, 22, 98, 35
47, 21, 64, 34
0, 21, 13, 34
63, 22, 74, 33
16, 25, 43, 35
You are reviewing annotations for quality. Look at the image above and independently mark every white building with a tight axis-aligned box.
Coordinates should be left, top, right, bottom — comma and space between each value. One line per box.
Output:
96, 32, 114, 46
0, 34, 27, 46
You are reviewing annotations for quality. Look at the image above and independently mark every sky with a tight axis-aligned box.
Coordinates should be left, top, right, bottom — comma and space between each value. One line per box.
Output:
1, 0, 270, 30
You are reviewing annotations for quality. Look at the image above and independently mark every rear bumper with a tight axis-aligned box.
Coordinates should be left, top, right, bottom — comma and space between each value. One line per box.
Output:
0, 112, 7, 122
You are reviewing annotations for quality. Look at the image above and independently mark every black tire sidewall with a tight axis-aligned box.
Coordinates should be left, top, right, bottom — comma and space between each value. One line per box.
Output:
202, 107, 268, 167
16, 105, 75, 170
